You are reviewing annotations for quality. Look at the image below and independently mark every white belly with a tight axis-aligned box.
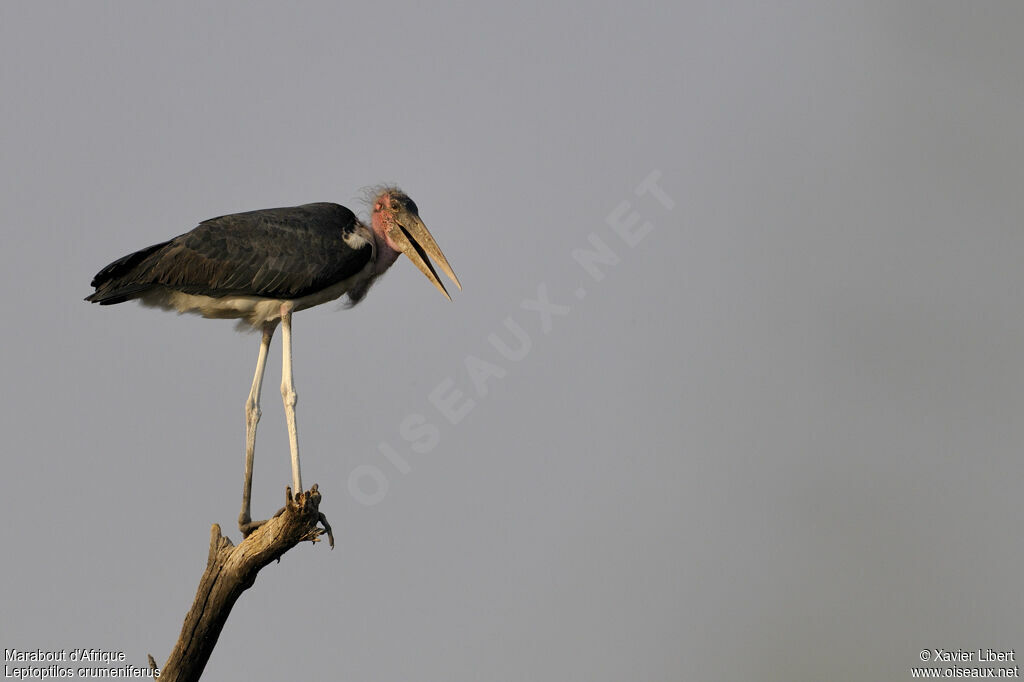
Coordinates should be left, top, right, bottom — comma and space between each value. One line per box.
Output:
139, 262, 375, 328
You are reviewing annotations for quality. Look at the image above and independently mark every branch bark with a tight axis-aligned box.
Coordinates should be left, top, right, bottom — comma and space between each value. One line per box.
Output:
154, 485, 333, 681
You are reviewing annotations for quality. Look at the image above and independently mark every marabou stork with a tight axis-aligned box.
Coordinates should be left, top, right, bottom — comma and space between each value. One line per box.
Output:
85, 187, 459, 533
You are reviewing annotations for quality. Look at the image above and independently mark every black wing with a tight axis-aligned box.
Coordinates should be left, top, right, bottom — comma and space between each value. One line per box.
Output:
86, 203, 373, 304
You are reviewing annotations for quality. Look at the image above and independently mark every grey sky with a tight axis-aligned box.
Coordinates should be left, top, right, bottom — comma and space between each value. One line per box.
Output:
2, 3, 1022, 681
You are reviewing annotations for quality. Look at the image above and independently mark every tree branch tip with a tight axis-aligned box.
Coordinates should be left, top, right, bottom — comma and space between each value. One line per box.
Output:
207, 523, 234, 567
207, 525, 222, 567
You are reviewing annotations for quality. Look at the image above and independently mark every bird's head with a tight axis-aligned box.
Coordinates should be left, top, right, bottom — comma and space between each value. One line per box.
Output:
370, 188, 461, 300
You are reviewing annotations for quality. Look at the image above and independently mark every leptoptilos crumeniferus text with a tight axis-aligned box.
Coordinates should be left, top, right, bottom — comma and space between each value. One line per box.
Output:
85, 187, 460, 533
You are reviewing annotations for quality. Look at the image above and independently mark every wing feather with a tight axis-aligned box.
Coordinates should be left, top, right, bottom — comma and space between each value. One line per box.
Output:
86, 203, 373, 304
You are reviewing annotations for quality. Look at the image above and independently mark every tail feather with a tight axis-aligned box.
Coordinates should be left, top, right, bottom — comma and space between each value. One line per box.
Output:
85, 240, 171, 304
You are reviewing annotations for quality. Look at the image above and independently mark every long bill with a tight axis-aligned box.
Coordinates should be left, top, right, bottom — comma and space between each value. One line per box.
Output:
393, 216, 462, 300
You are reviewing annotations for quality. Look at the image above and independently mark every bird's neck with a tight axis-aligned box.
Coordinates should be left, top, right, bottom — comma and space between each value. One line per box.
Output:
371, 228, 402, 276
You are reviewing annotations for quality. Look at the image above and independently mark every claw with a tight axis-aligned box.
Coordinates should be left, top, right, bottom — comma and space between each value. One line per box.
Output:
318, 512, 335, 549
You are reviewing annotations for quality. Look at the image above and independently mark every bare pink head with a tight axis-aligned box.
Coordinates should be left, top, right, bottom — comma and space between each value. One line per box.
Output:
366, 187, 461, 300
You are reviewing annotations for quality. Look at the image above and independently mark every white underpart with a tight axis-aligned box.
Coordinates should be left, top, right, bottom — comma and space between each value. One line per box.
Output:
239, 322, 276, 529
280, 304, 302, 494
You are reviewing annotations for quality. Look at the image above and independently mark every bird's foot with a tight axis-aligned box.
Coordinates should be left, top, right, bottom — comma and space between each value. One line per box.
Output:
238, 507, 285, 538
286, 484, 335, 549
238, 485, 333, 548
317, 511, 335, 549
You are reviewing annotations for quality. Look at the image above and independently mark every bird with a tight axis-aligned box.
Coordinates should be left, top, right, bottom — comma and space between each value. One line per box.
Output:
85, 186, 460, 534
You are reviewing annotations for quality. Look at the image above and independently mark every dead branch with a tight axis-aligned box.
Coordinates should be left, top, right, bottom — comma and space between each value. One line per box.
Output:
153, 485, 333, 681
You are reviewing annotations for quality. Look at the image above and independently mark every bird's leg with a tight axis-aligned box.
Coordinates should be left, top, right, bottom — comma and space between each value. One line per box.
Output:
239, 322, 277, 536
280, 303, 303, 496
